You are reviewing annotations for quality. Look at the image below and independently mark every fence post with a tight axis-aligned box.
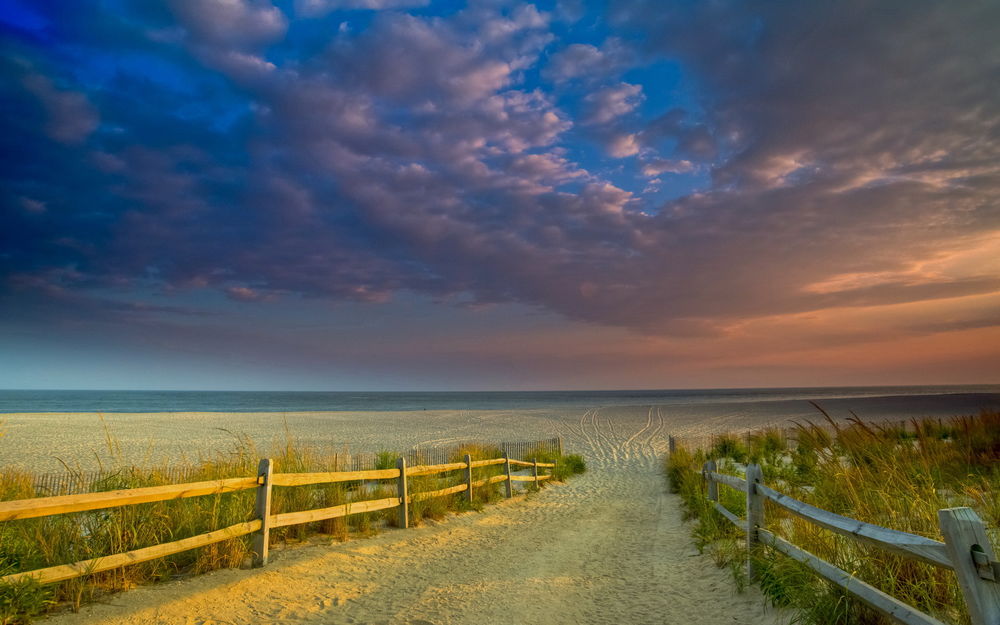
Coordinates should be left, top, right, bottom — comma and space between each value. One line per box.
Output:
396, 457, 409, 529
745, 463, 764, 582
252, 458, 273, 568
668, 435, 676, 454
503, 453, 513, 498
938, 507, 1000, 625
464, 454, 473, 503
557, 436, 563, 456
704, 460, 718, 502
532, 459, 539, 488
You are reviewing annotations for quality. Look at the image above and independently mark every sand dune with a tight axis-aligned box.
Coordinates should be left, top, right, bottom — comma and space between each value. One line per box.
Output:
41, 406, 785, 625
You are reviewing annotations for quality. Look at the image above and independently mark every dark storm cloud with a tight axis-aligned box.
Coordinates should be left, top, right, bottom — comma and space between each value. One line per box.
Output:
2, 0, 998, 338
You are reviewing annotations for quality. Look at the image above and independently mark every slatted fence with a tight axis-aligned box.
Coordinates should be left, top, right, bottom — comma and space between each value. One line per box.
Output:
1, 451, 557, 586
703, 462, 1000, 625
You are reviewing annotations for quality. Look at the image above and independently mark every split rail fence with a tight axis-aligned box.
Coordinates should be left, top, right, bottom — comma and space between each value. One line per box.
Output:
31, 437, 563, 496
0, 452, 556, 586
702, 461, 1000, 625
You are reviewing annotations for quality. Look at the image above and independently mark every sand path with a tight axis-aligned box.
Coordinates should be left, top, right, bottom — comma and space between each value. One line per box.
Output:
44, 407, 783, 625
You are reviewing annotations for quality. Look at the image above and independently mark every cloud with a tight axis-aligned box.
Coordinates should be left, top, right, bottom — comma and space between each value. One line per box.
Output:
641, 159, 693, 177
168, 0, 287, 47
607, 133, 639, 158
543, 38, 632, 83
297, 0, 429, 15
20, 73, 98, 144
582, 82, 643, 125
1, 0, 999, 352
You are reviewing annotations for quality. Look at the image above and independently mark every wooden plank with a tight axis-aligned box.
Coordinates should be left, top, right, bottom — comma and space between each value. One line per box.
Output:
0, 477, 259, 522
470, 458, 506, 468
396, 457, 409, 530
270, 469, 399, 487
252, 458, 273, 567
470, 475, 509, 488
709, 471, 747, 492
938, 507, 1000, 625
507, 459, 534, 467
757, 484, 952, 569
270, 497, 400, 529
504, 455, 513, 498
704, 460, 718, 501
758, 529, 948, 625
510, 475, 536, 482
2, 520, 262, 586
535, 462, 555, 468
745, 464, 764, 582
537, 475, 551, 481
713, 501, 747, 531
464, 454, 474, 503
410, 483, 467, 502
405, 462, 467, 477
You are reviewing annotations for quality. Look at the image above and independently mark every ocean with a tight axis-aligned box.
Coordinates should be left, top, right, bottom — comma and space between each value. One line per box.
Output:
1, 385, 999, 413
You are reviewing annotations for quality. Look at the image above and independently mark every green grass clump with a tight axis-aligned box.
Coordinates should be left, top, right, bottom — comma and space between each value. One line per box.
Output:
665, 410, 1000, 625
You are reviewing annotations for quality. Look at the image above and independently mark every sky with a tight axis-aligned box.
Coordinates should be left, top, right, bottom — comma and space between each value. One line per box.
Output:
1, 0, 999, 391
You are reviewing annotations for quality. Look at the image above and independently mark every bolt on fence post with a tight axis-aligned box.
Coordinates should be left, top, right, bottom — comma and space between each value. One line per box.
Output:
503, 453, 513, 498
938, 507, 1000, 625
704, 459, 718, 502
745, 463, 764, 582
396, 457, 409, 529
464, 454, 473, 503
252, 458, 273, 568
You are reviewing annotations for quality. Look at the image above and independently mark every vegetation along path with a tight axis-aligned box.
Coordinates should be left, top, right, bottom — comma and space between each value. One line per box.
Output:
46, 408, 783, 625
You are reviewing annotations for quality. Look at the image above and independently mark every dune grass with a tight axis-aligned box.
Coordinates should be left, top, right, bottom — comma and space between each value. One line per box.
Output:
0, 432, 573, 624
664, 410, 1000, 625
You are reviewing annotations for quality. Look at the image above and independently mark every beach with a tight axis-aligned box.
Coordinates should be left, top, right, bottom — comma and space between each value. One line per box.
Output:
3, 391, 998, 473
37, 406, 785, 625
5, 394, 999, 623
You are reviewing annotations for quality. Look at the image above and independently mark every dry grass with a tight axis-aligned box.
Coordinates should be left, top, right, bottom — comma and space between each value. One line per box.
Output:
0, 431, 572, 624
664, 410, 1000, 625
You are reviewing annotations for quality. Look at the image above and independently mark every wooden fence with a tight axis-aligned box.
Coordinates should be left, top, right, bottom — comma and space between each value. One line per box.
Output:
0, 452, 557, 586
703, 461, 1000, 625
30, 437, 563, 496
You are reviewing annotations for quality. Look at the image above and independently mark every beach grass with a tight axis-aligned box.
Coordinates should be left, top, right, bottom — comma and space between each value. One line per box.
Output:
664, 410, 1000, 625
0, 432, 570, 624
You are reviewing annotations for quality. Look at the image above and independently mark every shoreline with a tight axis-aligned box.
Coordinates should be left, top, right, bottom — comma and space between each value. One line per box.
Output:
3, 393, 999, 473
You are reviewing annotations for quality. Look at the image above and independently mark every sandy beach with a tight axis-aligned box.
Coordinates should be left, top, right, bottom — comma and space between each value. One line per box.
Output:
37, 406, 786, 625
0, 404, 764, 473
7, 391, 998, 473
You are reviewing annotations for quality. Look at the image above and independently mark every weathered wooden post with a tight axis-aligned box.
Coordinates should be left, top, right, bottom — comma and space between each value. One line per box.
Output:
938, 507, 1000, 625
668, 435, 676, 454
532, 459, 539, 488
464, 454, 473, 503
252, 458, 273, 567
704, 459, 718, 502
557, 436, 563, 456
396, 457, 409, 529
745, 463, 765, 582
503, 452, 513, 498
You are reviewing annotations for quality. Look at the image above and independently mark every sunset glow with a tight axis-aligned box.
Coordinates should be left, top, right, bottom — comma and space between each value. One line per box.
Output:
1, 1, 998, 390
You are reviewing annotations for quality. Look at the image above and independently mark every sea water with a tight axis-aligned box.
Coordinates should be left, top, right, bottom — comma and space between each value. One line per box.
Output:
1, 385, 999, 414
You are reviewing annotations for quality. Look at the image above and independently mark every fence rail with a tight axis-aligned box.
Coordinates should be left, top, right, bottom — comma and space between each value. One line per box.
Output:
702, 462, 1000, 625
1, 439, 562, 588
29, 437, 563, 496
